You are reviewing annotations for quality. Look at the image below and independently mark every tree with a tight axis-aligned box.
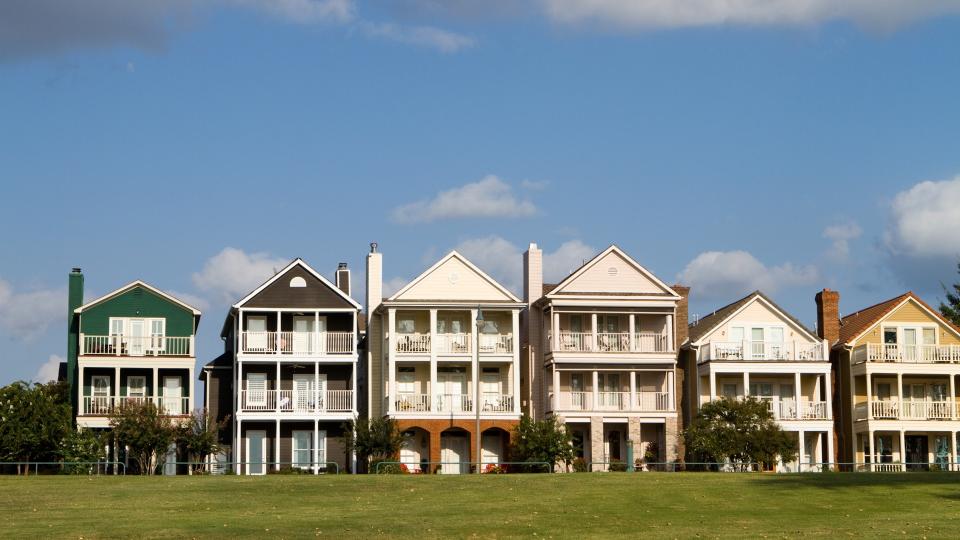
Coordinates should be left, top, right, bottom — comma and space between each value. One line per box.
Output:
941, 262, 960, 326
59, 428, 105, 474
178, 409, 228, 474
684, 397, 798, 471
509, 416, 574, 472
109, 401, 178, 475
0, 381, 72, 475
344, 417, 404, 473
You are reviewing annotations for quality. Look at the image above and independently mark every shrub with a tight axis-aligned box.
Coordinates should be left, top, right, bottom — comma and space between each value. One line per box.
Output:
608, 459, 627, 472
572, 457, 588, 473
484, 463, 507, 474
510, 415, 574, 472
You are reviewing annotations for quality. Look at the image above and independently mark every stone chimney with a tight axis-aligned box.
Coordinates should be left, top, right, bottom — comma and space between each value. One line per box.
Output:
672, 285, 690, 349
522, 243, 543, 417
335, 262, 351, 297
366, 243, 382, 327
67, 267, 84, 413
815, 288, 840, 344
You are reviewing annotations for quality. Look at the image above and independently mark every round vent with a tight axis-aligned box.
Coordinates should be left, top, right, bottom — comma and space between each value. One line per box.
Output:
607, 267, 619, 277
448, 272, 460, 285
289, 276, 307, 288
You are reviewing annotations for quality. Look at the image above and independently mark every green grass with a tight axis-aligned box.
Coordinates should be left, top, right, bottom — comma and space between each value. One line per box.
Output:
2, 473, 959, 538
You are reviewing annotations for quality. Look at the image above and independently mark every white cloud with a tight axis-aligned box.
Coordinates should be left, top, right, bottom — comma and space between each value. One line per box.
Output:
360, 21, 476, 53
34, 354, 63, 384
0, 278, 65, 341
392, 175, 538, 224
539, 0, 960, 31
192, 247, 289, 303
453, 236, 595, 293
823, 221, 862, 260
233, 0, 355, 24
677, 250, 818, 299
885, 175, 960, 259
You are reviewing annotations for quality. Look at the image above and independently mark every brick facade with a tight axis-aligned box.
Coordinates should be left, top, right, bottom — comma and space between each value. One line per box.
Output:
396, 418, 519, 469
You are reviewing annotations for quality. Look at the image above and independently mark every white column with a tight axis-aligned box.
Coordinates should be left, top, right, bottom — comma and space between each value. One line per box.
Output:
709, 369, 717, 401
512, 309, 521, 414
867, 430, 874, 472
275, 360, 281, 413
314, 361, 320, 413
628, 314, 636, 352
899, 430, 907, 471
798, 430, 806, 472
826, 430, 835, 471
950, 375, 957, 420
236, 418, 242, 475
78, 364, 85, 414
552, 310, 560, 352
314, 311, 320, 353
114, 367, 120, 404
351, 361, 357, 413
590, 313, 598, 351
152, 366, 159, 406
189, 366, 195, 414
866, 373, 873, 420
387, 309, 396, 414
275, 419, 281, 472
951, 431, 957, 472
794, 372, 802, 419
313, 419, 319, 475
666, 314, 674, 352
470, 308, 478, 413
237, 361, 243, 413
592, 370, 599, 410
896, 372, 903, 417
629, 371, 637, 412
275, 310, 282, 355
743, 372, 750, 397
552, 365, 560, 411
429, 309, 438, 411
825, 373, 833, 420
668, 370, 676, 411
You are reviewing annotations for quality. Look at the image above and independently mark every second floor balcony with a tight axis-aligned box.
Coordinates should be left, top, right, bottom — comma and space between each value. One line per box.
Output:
81, 395, 190, 416
702, 340, 826, 362
394, 332, 514, 355
545, 312, 675, 355
240, 331, 355, 356
549, 331, 670, 354
856, 399, 957, 421
239, 389, 355, 414
80, 334, 194, 357
854, 343, 960, 365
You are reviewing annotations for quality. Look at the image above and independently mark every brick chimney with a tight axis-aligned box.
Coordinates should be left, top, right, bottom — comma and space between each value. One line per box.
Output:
335, 262, 351, 297
672, 285, 690, 349
815, 288, 840, 344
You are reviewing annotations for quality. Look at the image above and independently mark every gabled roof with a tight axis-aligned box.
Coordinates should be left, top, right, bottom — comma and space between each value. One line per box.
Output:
233, 258, 361, 310
838, 291, 960, 346
544, 245, 680, 299
387, 250, 521, 303
74, 280, 201, 316
686, 290, 818, 346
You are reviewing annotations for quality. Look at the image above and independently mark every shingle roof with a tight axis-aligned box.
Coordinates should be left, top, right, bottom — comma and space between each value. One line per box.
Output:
687, 290, 818, 345
837, 291, 960, 345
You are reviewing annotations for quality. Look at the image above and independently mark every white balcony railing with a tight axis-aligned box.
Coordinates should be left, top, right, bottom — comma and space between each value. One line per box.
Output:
551, 331, 671, 353
240, 331, 354, 355
861, 399, 956, 420
703, 341, 825, 362
435, 393, 472, 413
854, 343, 960, 364
80, 396, 190, 416
80, 334, 194, 357
555, 390, 673, 412
637, 391, 672, 412
597, 391, 629, 410
479, 333, 514, 354
395, 333, 431, 354
799, 400, 828, 419
395, 393, 432, 412
560, 391, 592, 410
239, 389, 354, 413
394, 333, 514, 354
435, 333, 471, 354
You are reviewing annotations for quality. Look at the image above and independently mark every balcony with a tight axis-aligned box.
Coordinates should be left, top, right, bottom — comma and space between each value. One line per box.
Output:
239, 331, 354, 356
555, 390, 672, 412
761, 398, 829, 420
701, 341, 825, 362
80, 334, 194, 357
853, 343, 960, 364
548, 332, 670, 354
392, 392, 515, 414
393, 333, 515, 355
239, 389, 354, 413
856, 399, 957, 421
80, 395, 190, 416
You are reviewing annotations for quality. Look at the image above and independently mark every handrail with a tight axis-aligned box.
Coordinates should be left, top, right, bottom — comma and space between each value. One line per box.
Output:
374, 461, 551, 474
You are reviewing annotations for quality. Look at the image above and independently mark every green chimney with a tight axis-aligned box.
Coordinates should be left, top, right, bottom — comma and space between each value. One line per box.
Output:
67, 268, 83, 417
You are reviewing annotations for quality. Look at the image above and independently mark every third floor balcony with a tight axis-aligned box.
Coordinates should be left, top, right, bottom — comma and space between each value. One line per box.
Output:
545, 312, 674, 355
237, 310, 356, 357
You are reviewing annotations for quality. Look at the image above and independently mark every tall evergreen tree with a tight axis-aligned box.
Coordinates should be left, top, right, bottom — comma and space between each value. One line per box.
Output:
941, 262, 960, 326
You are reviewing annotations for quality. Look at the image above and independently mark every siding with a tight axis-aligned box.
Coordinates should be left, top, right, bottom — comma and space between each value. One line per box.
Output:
854, 299, 960, 346
80, 285, 195, 337
392, 257, 515, 302
244, 265, 356, 310
558, 252, 665, 295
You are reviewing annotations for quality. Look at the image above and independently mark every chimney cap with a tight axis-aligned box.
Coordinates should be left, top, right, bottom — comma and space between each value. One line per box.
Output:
338, 262, 348, 270
71, 267, 82, 273
370, 242, 378, 253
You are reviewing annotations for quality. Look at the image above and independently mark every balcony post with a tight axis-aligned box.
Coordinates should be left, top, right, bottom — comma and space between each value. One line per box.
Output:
950, 375, 956, 419
668, 370, 675, 411
629, 371, 637, 411
78, 364, 85, 414
552, 366, 560, 411
314, 419, 320, 475
429, 309, 438, 411
189, 366, 195, 415
666, 314, 673, 352
275, 419, 280, 472
314, 361, 320, 413
825, 373, 833, 420
237, 361, 243, 412
387, 309, 396, 414
866, 373, 873, 419
867, 430, 874, 471
552, 309, 560, 352
592, 370, 599, 410
951, 430, 958, 472
275, 310, 282, 355
798, 430, 806, 472
314, 311, 320, 354
351, 361, 357, 413
709, 369, 716, 401
899, 429, 906, 470
896, 372, 903, 419
628, 315, 636, 352
470, 308, 478, 413
743, 372, 750, 398
794, 372, 802, 419
275, 361, 281, 413
152, 366, 159, 409
114, 367, 120, 408
512, 309, 521, 414
590, 314, 598, 351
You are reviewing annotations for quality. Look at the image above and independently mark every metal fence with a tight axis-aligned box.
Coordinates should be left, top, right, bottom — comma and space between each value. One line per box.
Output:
0, 461, 127, 475
373, 461, 552, 474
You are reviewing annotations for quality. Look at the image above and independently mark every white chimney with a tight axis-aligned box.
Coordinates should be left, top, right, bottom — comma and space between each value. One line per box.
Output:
522, 242, 543, 417
366, 242, 382, 326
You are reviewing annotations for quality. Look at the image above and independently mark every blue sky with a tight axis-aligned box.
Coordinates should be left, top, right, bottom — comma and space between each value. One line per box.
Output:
2, 1, 960, 384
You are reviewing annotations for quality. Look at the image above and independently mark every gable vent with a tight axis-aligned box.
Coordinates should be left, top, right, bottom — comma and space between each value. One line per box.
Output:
290, 276, 307, 288
607, 267, 619, 277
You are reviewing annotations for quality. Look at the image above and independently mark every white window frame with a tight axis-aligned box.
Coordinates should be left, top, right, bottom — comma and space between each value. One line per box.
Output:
292, 430, 313, 470
107, 317, 167, 354
128, 375, 147, 398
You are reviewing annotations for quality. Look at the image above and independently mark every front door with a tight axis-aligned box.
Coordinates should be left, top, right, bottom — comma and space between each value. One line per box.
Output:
903, 328, 918, 362
293, 374, 322, 412
292, 317, 314, 354
163, 376, 182, 414
481, 432, 502, 466
247, 430, 266, 475
905, 436, 929, 471
440, 434, 469, 474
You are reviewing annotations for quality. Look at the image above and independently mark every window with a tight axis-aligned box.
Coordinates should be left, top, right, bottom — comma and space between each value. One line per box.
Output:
730, 327, 744, 343
768, 327, 784, 343
150, 320, 165, 350
597, 315, 620, 333
481, 320, 499, 334
128, 376, 146, 398
398, 367, 415, 394
570, 315, 583, 333
289, 276, 307, 288
749, 383, 773, 397
721, 383, 738, 398
876, 435, 893, 463
397, 318, 415, 334
923, 328, 937, 345
292, 431, 313, 469
883, 329, 898, 344
875, 383, 891, 400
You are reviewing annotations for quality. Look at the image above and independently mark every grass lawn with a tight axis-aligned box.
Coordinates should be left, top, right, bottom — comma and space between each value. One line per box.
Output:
2, 473, 959, 538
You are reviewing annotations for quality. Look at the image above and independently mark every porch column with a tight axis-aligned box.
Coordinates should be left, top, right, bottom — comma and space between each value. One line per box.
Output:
275, 310, 282, 355
78, 364, 85, 414
152, 366, 159, 406
552, 310, 560, 352
899, 429, 906, 471
237, 361, 243, 413
387, 309, 397, 414
628, 314, 636, 352
950, 375, 957, 420
236, 419, 242, 475
314, 420, 319, 475
743, 372, 750, 397
470, 308, 479, 415
867, 430, 874, 472
275, 361, 281, 413
429, 309, 438, 411
188, 366, 195, 414
794, 372, 802, 419
825, 373, 833, 420
666, 314, 674, 352
552, 365, 560, 411
709, 369, 716, 401
590, 314, 598, 351
314, 361, 320, 413
951, 431, 957, 472
896, 372, 903, 420
275, 419, 281, 471
592, 370, 599, 410
512, 309, 521, 414
114, 367, 120, 405
798, 430, 806, 472
351, 361, 357, 413
314, 311, 319, 353
866, 373, 873, 420
629, 371, 637, 412
667, 370, 676, 411
826, 429, 835, 471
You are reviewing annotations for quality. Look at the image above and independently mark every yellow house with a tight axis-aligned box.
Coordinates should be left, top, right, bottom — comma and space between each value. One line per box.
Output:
818, 290, 960, 471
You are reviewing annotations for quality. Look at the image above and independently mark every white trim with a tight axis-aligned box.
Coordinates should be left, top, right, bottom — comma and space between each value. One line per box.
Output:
387, 251, 521, 303
245, 430, 267, 476
546, 245, 680, 299
690, 293, 820, 347
232, 259, 362, 310
845, 295, 960, 346
75, 280, 201, 315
